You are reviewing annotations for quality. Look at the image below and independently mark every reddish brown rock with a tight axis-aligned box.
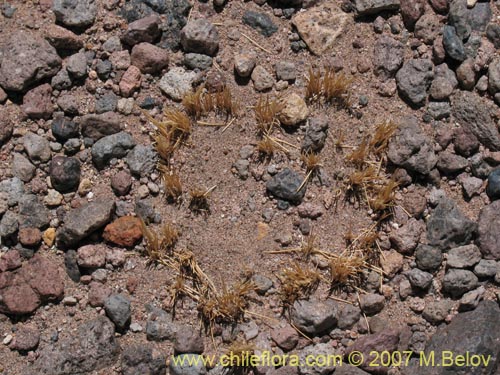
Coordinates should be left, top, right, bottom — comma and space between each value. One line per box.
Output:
103, 216, 143, 247
88, 281, 111, 307
126, 276, 138, 294
119, 65, 142, 97
21, 84, 53, 120
44, 24, 83, 51
77, 244, 107, 269
111, 170, 132, 196
21, 254, 65, 302
9, 326, 40, 352
131, 42, 169, 74
0, 250, 22, 272
0, 254, 64, 315
400, 0, 425, 30
121, 15, 161, 46
271, 325, 299, 351
18, 227, 42, 247
345, 330, 400, 374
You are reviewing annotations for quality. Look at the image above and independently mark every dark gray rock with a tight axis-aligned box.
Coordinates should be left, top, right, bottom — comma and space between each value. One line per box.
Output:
415, 244, 442, 271
266, 168, 306, 203
0, 30, 61, 92
458, 286, 485, 312
396, 59, 434, 107
53, 0, 97, 28
146, 307, 179, 341
56, 199, 115, 248
290, 299, 338, 336
447, 244, 481, 269
95, 92, 118, 114
242, 11, 278, 37
64, 250, 80, 282
477, 200, 500, 260
422, 300, 453, 324
66, 52, 88, 79
474, 259, 498, 278
33, 316, 120, 375
96, 59, 112, 80
50, 156, 81, 193
387, 116, 437, 175
122, 345, 167, 375
359, 293, 385, 315
18, 194, 50, 229
302, 117, 329, 153
183, 53, 212, 70
353, 0, 400, 16
443, 25, 466, 62
0, 211, 18, 239
406, 301, 500, 375
23, 132, 51, 163
486, 22, 500, 48
79, 112, 122, 141
452, 82, 500, 151
442, 269, 479, 297
12, 153, 36, 182
436, 151, 468, 175
126, 144, 157, 177
180, 19, 219, 56
406, 268, 433, 290
275, 61, 296, 82
51, 69, 72, 90
91, 131, 136, 169
373, 35, 405, 79
104, 294, 131, 331
52, 116, 80, 142
169, 354, 207, 375
337, 303, 361, 330
486, 168, 500, 201
0, 177, 24, 206
427, 198, 476, 250
426, 102, 451, 120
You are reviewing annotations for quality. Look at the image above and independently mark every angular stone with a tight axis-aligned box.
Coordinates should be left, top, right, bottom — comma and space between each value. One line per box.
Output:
0, 30, 61, 92
56, 199, 115, 248
103, 216, 143, 247
291, 5, 348, 56
477, 200, 500, 260
451, 90, 500, 151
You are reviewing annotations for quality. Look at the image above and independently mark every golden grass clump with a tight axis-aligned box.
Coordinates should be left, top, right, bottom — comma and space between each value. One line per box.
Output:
182, 85, 238, 119
370, 179, 399, 212
189, 186, 214, 214
158, 164, 182, 202
197, 280, 255, 327
328, 254, 365, 291
347, 137, 370, 168
256, 138, 277, 159
305, 67, 352, 108
369, 120, 398, 156
277, 262, 321, 309
146, 108, 192, 165
140, 220, 179, 261
254, 95, 283, 136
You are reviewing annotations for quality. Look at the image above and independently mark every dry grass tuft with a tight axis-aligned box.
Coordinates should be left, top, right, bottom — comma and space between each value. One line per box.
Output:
159, 164, 182, 202
198, 280, 255, 327
305, 67, 353, 108
182, 85, 239, 120
254, 96, 283, 136
347, 137, 370, 168
277, 262, 321, 309
189, 186, 214, 214
369, 120, 398, 156
256, 138, 277, 159
370, 178, 399, 212
329, 254, 365, 290
140, 220, 179, 261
